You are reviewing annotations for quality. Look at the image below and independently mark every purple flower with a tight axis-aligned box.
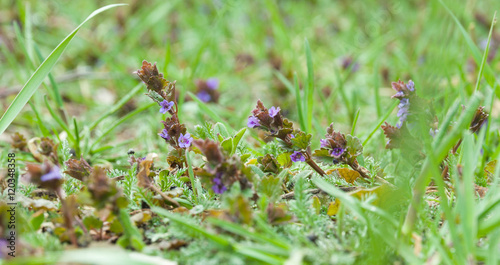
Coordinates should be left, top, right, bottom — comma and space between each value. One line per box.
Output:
329, 148, 345, 158
197, 91, 211, 102
178, 133, 193, 148
429, 128, 438, 138
320, 139, 329, 148
247, 116, 260, 128
397, 98, 410, 128
268, 106, 281, 118
159, 100, 174, 114
206, 78, 219, 90
289, 134, 295, 139
290, 151, 306, 162
212, 174, 227, 194
159, 129, 170, 140
41, 166, 62, 182
406, 80, 415, 91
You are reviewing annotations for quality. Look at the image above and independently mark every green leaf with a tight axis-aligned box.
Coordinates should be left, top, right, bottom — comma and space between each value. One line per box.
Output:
83, 216, 103, 230
290, 131, 312, 150
258, 175, 282, 200
0, 4, 126, 135
345, 134, 363, 158
214, 122, 231, 138
221, 138, 233, 154
231, 128, 246, 155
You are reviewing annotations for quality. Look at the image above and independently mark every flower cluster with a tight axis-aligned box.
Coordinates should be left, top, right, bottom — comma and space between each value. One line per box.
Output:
193, 139, 252, 195
248, 100, 327, 175
137, 61, 193, 168
195, 78, 220, 103
391, 80, 415, 128
247, 100, 291, 139
315, 124, 348, 164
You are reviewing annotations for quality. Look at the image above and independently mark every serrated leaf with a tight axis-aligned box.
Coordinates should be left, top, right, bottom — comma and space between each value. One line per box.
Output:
485, 160, 497, 177
277, 152, 292, 168
345, 134, 363, 158
312, 149, 334, 165
258, 175, 282, 200
291, 131, 312, 150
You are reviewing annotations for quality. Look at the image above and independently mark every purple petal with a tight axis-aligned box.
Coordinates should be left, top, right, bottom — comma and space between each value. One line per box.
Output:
247, 116, 260, 128
41, 166, 62, 182
268, 106, 281, 118
206, 78, 219, 90
197, 91, 211, 102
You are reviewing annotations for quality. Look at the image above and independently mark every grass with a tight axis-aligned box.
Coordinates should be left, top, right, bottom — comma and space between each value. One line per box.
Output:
1, 0, 500, 264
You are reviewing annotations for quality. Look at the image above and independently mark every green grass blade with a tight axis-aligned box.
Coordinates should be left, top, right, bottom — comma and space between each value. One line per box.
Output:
362, 101, 398, 146
293, 72, 307, 132
351, 108, 360, 135
187, 91, 234, 132
0, 3, 126, 136
304, 39, 314, 133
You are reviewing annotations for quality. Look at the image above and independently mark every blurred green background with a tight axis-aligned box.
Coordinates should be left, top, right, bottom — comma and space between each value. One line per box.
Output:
1, 0, 499, 159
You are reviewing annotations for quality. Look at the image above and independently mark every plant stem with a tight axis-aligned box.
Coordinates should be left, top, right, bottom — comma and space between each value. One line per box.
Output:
304, 152, 326, 176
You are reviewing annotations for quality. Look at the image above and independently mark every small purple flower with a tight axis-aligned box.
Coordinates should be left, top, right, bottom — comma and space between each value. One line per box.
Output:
406, 80, 415, 91
159, 129, 170, 140
268, 106, 281, 118
320, 139, 329, 148
159, 100, 174, 114
178, 133, 193, 148
247, 116, 260, 128
290, 151, 306, 162
197, 91, 211, 102
397, 98, 410, 128
289, 134, 295, 139
206, 78, 219, 90
212, 174, 227, 194
41, 166, 62, 182
329, 148, 345, 158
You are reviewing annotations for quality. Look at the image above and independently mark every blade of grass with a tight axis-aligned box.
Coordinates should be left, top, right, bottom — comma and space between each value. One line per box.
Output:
90, 102, 155, 152
87, 83, 143, 132
185, 150, 199, 203
44, 96, 75, 143
304, 39, 314, 133
293, 72, 307, 131
351, 108, 360, 135
187, 91, 234, 132
362, 101, 398, 146
0, 3, 126, 135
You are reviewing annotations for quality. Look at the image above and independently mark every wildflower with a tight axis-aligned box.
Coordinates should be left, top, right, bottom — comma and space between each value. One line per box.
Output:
268, 106, 281, 118
178, 133, 193, 148
329, 148, 345, 158
341, 56, 359, 72
64, 157, 93, 181
206, 78, 219, 90
159, 100, 174, 114
247, 116, 260, 128
212, 174, 227, 194
320, 139, 329, 148
406, 80, 415, 91
196, 91, 211, 102
289, 134, 295, 139
290, 151, 306, 162
159, 129, 170, 140
396, 98, 410, 128
40, 165, 62, 182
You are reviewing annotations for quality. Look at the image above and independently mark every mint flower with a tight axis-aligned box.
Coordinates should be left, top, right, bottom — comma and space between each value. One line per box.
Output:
247, 116, 260, 128
197, 91, 211, 102
268, 106, 281, 118
159, 129, 170, 140
329, 148, 345, 158
290, 151, 306, 162
159, 100, 174, 114
212, 174, 227, 194
178, 133, 193, 148
41, 166, 62, 182
206, 78, 219, 90
320, 139, 329, 148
